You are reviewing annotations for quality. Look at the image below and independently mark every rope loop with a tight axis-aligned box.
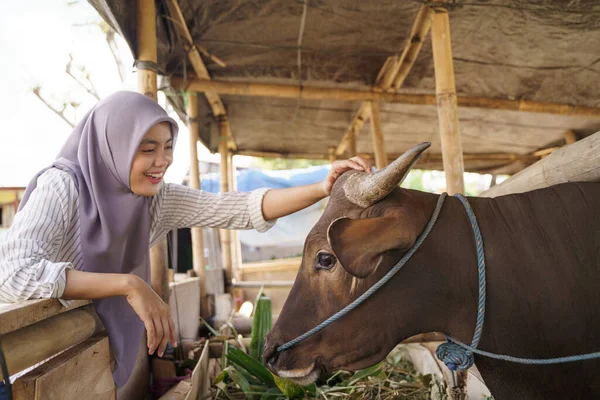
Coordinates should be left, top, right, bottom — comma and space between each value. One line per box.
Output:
436, 340, 474, 371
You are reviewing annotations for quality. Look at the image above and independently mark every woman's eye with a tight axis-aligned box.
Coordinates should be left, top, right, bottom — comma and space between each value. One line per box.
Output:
315, 252, 337, 271
140, 148, 154, 153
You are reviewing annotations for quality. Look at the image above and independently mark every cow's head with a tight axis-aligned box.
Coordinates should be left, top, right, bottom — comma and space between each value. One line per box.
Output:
263, 142, 448, 385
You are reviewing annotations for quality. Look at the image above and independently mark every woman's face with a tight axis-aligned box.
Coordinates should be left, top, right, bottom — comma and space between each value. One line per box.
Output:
130, 122, 174, 196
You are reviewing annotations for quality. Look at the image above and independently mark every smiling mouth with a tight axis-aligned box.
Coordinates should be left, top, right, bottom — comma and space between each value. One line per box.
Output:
275, 363, 320, 386
144, 172, 164, 184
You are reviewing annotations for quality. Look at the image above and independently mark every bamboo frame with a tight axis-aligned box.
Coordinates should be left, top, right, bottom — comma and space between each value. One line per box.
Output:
137, 0, 170, 302
368, 102, 388, 169
165, 0, 237, 151
136, 0, 157, 101
172, 77, 600, 117
431, 5, 465, 195
218, 121, 233, 287
186, 92, 209, 318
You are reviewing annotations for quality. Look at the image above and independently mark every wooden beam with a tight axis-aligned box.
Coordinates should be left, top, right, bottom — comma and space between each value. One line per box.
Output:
235, 149, 539, 165
136, 0, 157, 101
392, 6, 434, 90
0, 299, 90, 336
13, 335, 115, 400
431, 5, 465, 195
228, 153, 242, 284
369, 102, 388, 169
328, 147, 336, 164
481, 131, 600, 197
137, 0, 170, 303
186, 92, 208, 318
172, 78, 600, 117
564, 130, 578, 145
1, 306, 102, 380
218, 121, 233, 288
165, 0, 237, 151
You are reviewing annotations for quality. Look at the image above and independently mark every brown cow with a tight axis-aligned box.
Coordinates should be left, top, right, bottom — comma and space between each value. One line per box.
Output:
264, 143, 600, 399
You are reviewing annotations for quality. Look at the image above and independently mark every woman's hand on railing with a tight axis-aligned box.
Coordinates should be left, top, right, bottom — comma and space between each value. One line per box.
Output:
125, 275, 177, 357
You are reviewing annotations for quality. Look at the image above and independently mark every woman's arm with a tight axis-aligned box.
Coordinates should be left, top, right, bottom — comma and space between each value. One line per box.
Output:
261, 157, 372, 221
63, 269, 176, 357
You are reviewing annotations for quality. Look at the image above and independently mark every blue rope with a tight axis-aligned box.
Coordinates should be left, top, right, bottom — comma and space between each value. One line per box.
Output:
436, 193, 486, 371
277, 193, 449, 352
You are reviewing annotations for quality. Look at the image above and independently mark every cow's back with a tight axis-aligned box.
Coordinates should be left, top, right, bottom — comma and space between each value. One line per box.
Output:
470, 182, 600, 399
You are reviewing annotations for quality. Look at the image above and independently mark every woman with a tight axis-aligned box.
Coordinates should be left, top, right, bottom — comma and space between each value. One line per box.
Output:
0, 91, 371, 387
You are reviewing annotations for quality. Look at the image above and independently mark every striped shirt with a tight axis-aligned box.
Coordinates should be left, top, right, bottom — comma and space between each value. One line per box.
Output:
0, 168, 274, 303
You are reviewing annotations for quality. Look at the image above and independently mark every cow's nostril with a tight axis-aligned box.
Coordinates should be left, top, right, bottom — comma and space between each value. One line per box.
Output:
263, 344, 280, 370
266, 351, 279, 369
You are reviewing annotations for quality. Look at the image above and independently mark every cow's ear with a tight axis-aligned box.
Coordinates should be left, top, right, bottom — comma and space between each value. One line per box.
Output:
327, 217, 415, 278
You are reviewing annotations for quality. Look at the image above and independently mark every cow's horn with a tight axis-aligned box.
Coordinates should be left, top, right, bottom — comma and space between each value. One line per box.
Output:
343, 142, 431, 208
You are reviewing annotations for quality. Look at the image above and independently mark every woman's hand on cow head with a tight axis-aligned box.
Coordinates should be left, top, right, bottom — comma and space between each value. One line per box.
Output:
322, 156, 373, 196
125, 275, 177, 357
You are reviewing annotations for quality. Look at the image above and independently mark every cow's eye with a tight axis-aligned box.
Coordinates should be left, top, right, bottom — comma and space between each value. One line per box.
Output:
315, 252, 337, 271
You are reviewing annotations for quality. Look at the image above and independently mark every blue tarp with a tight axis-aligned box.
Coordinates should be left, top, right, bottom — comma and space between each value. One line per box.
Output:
200, 165, 331, 248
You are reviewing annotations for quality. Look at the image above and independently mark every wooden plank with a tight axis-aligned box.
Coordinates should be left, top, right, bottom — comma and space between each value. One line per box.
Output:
0, 299, 90, 335
369, 102, 388, 169
12, 335, 114, 400
185, 341, 210, 400
1, 306, 101, 380
481, 131, 600, 197
431, 5, 465, 195
159, 380, 192, 400
169, 277, 200, 341
172, 78, 600, 117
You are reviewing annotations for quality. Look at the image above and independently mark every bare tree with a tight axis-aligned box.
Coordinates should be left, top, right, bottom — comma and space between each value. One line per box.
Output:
32, 11, 126, 127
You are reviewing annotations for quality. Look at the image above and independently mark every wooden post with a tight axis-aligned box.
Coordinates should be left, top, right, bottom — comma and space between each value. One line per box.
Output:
347, 126, 357, 158
186, 92, 210, 318
136, 0, 157, 101
137, 0, 169, 302
564, 130, 578, 145
368, 102, 388, 170
218, 120, 233, 287
431, 5, 465, 195
328, 147, 336, 164
431, 3, 467, 396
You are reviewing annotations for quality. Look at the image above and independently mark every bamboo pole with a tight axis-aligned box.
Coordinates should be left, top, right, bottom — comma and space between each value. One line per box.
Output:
328, 147, 336, 164
0, 307, 101, 380
136, 0, 157, 101
431, 5, 465, 195
235, 149, 539, 164
172, 77, 600, 117
481, 131, 600, 197
368, 102, 388, 170
392, 6, 434, 90
564, 130, 578, 145
164, 0, 238, 151
186, 92, 209, 318
228, 153, 242, 280
347, 126, 357, 157
137, 0, 170, 302
431, 3, 468, 395
218, 121, 233, 287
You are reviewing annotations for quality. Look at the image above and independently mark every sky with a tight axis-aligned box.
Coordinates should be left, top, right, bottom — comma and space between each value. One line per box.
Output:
0, 0, 220, 187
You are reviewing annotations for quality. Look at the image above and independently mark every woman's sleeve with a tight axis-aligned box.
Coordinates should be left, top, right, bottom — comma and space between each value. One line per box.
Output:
0, 171, 73, 302
150, 183, 275, 243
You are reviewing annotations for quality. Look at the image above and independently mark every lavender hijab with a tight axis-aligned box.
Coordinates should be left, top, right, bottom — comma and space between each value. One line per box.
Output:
20, 91, 178, 387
